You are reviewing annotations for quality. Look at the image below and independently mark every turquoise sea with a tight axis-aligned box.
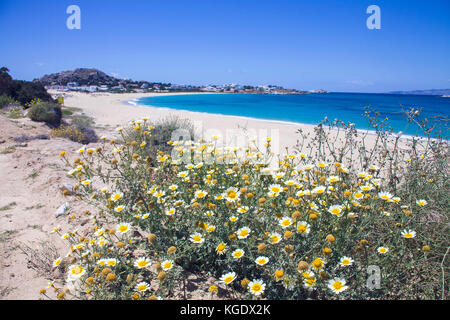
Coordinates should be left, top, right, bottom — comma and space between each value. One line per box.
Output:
135, 93, 450, 137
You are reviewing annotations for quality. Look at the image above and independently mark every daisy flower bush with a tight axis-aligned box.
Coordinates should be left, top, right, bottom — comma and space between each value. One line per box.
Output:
45, 110, 449, 300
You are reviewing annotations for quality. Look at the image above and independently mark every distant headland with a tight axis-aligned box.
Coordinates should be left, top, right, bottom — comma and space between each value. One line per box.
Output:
388, 88, 450, 96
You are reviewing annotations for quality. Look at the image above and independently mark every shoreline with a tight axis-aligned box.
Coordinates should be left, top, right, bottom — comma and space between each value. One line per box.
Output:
55, 91, 308, 152
126, 94, 443, 143
124, 96, 318, 128
51, 91, 445, 156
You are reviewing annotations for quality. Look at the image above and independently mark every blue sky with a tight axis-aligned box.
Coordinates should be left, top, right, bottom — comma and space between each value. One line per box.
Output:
0, 0, 449, 92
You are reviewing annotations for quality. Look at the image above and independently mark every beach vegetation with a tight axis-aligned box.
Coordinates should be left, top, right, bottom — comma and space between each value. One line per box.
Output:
50, 125, 91, 144
69, 114, 98, 144
0, 94, 14, 108
46, 107, 99, 144
0, 230, 19, 244
27, 100, 62, 127
0, 202, 17, 211
0, 101, 24, 119
6, 106, 25, 119
27, 170, 40, 179
0, 67, 52, 106
120, 115, 195, 165
0, 145, 17, 155
44, 110, 449, 300
18, 241, 60, 277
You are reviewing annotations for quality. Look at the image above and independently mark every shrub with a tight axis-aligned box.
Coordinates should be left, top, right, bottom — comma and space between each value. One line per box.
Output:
81, 127, 98, 144
6, 106, 24, 119
120, 115, 195, 166
27, 101, 62, 127
151, 116, 196, 151
68, 114, 98, 144
51, 125, 90, 144
0, 96, 23, 118
47, 110, 98, 144
0, 94, 13, 108
70, 114, 95, 130
62, 108, 74, 117
48, 111, 448, 300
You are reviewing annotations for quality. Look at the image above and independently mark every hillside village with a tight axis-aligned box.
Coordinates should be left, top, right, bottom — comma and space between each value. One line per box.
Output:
37, 68, 327, 95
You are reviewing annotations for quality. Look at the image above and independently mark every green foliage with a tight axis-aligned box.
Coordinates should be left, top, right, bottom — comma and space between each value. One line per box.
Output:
14, 81, 53, 106
0, 92, 23, 118
69, 114, 98, 144
50, 125, 88, 144
50, 113, 98, 144
6, 106, 24, 119
0, 67, 52, 106
0, 94, 13, 108
121, 116, 195, 166
152, 116, 196, 151
70, 114, 95, 131
0, 67, 14, 97
27, 101, 62, 127
61, 109, 74, 117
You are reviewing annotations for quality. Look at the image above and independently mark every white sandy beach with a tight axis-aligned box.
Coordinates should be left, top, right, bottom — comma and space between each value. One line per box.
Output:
52, 91, 322, 154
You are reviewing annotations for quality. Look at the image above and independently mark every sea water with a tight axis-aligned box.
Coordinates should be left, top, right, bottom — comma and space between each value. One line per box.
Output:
136, 93, 450, 137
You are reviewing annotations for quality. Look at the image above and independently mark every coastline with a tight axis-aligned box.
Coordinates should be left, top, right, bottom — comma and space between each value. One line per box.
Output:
55, 91, 310, 152
51, 91, 443, 157
128, 94, 442, 143
125, 95, 317, 128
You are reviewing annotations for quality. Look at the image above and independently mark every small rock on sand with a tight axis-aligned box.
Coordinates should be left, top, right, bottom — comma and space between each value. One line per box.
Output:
60, 183, 75, 195
55, 202, 70, 217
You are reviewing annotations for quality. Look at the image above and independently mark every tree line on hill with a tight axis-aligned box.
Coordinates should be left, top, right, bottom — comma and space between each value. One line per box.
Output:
0, 67, 52, 107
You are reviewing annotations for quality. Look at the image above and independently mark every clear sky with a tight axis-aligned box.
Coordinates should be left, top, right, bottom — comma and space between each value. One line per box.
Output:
1, 0, 449, 92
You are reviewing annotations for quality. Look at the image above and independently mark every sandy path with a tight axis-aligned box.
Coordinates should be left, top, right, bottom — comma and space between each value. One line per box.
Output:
0, 117, 90, 299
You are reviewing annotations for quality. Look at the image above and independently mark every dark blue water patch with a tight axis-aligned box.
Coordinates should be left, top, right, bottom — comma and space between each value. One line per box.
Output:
137, 93, 450, 137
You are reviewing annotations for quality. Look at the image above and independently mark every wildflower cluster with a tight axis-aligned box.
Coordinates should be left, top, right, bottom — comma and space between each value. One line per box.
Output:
51, 125, 87, 143
46, 117, 449, 300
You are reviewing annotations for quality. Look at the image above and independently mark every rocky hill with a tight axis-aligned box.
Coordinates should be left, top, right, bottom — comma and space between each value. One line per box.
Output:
35, 68, 119, 86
